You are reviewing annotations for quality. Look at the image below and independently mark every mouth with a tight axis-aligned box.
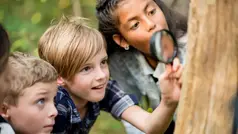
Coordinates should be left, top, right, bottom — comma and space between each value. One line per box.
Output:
44, 124, 54, 128
92, 83, 106, 90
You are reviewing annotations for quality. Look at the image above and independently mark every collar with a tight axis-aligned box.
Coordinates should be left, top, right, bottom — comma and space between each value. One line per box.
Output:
136, 33, 187, 79
57, 86, 81, 124
57, 87, 100, 124
136, 53, 154, 76
136, 52, 166, 79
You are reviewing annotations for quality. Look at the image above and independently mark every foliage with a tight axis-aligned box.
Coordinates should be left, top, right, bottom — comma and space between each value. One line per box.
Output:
90, 112, 126, 134
0, 0, 98, 56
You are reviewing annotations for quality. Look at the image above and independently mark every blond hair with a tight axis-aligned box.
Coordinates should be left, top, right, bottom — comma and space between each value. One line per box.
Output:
38, 16, 106, 80
2, 52, 57, 105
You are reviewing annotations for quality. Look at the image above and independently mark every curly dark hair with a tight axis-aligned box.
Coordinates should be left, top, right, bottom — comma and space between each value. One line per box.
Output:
96, 0, 188, 55
0, 24, 11, 74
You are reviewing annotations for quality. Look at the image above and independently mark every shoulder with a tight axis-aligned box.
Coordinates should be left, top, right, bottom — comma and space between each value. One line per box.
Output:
106, 80, 125, 94
0, 123, 15, 134
105, 80, 138, 104
55, 86, 71, 104
177, 33, 187, 63
55, 87, 74, 114
109, 49, 139, 65
109, 50, 142, 77
177, 32, 188, 47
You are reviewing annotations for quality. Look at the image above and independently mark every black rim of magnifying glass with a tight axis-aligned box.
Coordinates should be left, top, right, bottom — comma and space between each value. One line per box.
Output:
150, 29, 178, 64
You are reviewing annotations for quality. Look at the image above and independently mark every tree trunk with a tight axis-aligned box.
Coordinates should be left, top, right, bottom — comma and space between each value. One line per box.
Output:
174, 0, 238, 134
71, 0, 82, 16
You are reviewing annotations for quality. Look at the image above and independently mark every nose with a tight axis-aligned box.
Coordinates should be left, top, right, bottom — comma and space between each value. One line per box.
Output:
95, 67, 107, 81
49, 103, 58, 118
144, 17, 156, 32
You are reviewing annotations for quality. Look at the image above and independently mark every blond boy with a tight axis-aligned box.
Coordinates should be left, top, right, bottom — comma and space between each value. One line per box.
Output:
38, 16, 183, 134
0, 52, 58, 134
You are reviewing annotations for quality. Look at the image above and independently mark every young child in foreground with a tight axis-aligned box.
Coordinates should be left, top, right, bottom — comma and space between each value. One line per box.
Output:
38, 16, 183, 134
0, 52, 58, 134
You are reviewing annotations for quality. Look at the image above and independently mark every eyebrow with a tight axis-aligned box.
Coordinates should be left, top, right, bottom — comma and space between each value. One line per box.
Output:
35, 89, 49, 96
102, 56, 108, 60
82, 56, 108, 67
126, 1, 153, 23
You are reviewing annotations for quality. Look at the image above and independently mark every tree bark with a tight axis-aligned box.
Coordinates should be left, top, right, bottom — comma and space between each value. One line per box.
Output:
71, 0, 82, 16
174, 0, 238, 134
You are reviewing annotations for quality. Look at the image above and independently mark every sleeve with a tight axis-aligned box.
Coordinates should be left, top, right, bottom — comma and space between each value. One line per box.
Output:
52, 98, 69, 133
0, 123, 15, 134
99, 80, 139, 119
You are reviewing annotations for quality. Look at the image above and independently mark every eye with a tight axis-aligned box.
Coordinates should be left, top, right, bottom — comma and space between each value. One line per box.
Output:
149, 9, 156, 16
37, 98, 45, 105
101, 59, 108, 65
130, 22, 139, 30
81, 66, 92, 72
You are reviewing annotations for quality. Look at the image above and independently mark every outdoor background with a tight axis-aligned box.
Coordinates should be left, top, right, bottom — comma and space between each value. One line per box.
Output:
0, 0, 126, 134
0, 0, 190, 133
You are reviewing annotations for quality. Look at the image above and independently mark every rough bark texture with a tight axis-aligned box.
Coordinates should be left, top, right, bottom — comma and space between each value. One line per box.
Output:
174, 0, 238, 134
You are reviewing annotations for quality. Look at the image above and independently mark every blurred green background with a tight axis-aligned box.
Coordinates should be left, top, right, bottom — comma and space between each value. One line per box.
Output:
0, 0, 126, 133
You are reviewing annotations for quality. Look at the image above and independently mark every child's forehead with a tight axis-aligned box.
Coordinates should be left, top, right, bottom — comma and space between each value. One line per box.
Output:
21, 82, 57, 97
118, 0, 154, 9
82, 47, 107, 63
116, 0, 156, 23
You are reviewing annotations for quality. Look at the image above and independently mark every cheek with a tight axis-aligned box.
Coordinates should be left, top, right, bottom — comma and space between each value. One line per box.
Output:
154, 12, 168, 30
9, 107, 42, 132
69, 75, 92, 93
12, 106, 41, 120
103, 67, 110, 80
127, 32, 151, 54
71, 75, 87, 86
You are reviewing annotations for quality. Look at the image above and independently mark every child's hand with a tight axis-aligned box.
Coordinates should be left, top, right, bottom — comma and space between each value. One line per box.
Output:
159, 58, 183, 107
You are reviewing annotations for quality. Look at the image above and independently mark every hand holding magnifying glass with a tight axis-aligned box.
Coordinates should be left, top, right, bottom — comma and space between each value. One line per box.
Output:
149, 29, 182, 83
150, 30, 183, 103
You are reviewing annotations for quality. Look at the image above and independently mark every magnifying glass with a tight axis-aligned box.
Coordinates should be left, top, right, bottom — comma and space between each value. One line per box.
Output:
149, 29, 178, 64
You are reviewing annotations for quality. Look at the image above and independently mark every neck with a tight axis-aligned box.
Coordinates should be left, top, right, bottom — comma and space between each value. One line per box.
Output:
68, 92, 88, 119
143, 54, 158, 70
63, 86, 89, 110
73, 98, 88, 111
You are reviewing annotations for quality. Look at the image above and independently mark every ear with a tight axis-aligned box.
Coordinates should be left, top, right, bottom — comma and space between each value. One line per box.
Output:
0, 102, 10, 119
113, 34, 129, 49
57, 76, 65, 86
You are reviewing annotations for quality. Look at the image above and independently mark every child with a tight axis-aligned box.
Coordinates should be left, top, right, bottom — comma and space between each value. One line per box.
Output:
0, 52, 58, 134
96, 0, 187, 133
0, 24, 11, 74
38, 16, 183, 134
0, 24, 15, 134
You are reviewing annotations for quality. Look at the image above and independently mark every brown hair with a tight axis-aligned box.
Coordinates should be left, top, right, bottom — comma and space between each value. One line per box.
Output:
38, 16, 106, 80
2, 52, 57, 105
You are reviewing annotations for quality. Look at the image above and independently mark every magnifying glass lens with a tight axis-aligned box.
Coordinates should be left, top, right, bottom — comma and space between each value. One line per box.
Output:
150, 29, 178, 64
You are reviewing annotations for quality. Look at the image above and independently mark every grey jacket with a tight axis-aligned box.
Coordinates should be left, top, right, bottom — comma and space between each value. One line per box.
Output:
108, 34, 187, 109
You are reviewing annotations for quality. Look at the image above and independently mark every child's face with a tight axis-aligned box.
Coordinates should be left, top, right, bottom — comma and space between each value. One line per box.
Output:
65, 48, 109, 103
6, 82, 58, 134
115, 0, 168, 54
